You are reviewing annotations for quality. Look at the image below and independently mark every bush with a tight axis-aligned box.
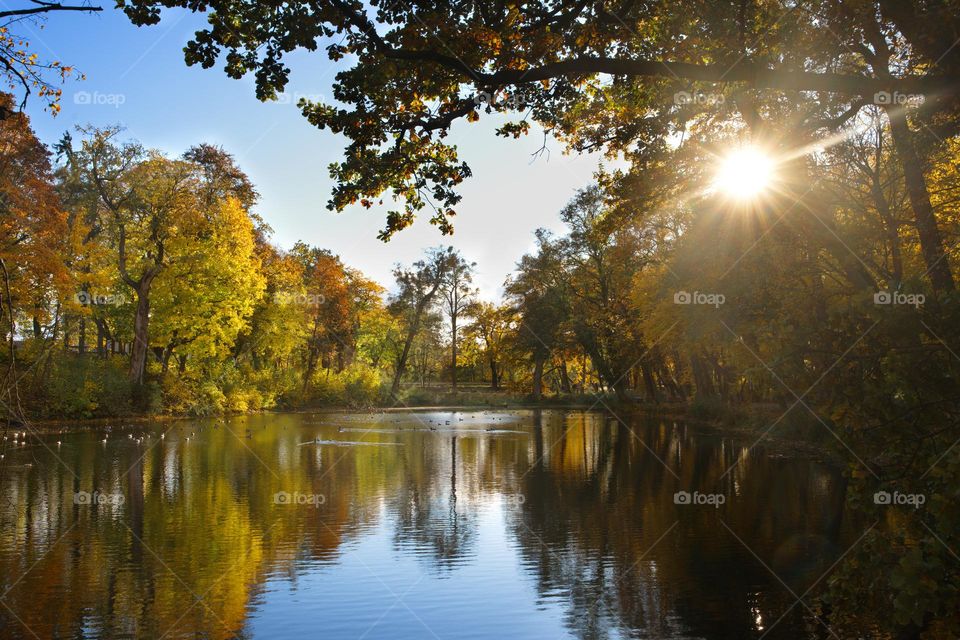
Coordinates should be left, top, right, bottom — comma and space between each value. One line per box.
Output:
341, 365, 382, 407
301, 364, 383, 408
41, 354, 132, 418
46, 361, 99, 418
193, 382, 226, 416
14, 342, 385, 418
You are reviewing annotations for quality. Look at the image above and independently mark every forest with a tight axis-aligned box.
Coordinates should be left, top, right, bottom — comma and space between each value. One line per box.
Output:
1, 0, 960, 638
1, 110, 629, 417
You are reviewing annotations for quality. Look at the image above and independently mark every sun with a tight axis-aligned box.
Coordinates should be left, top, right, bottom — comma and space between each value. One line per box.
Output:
714, 147, 775, 200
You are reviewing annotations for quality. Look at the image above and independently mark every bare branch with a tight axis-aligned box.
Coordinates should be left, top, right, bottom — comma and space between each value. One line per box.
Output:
0, 1, 102, 19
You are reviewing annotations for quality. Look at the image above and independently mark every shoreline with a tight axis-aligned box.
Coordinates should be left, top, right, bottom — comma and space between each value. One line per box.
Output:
8, 401, 833, 464
10, 399, 691, 428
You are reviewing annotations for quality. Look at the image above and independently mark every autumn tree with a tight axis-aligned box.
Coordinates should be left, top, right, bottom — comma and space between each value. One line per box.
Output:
439, 249, 475, 389
0, 92, 66, 423
235, 240, 306, 372
56, 129, 269, 393
506, 231, 568, 401
183, 143, 259, 210
59, 129, 206, 387
387, 247, 449, 398
467, 301, 510, 390
0, 93, 66, 335
343, 268, 385, 371
0, 1, 101, 115
557, 186, 654, 400
290, 244, 352, 389
150, 197, 265, 372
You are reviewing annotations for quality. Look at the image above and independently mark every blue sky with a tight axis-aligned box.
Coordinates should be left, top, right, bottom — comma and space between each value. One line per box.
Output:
22, 6, 601, 300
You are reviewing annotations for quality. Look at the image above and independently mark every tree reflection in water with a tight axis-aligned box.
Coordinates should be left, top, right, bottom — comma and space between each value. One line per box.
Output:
0, 410, 848, 639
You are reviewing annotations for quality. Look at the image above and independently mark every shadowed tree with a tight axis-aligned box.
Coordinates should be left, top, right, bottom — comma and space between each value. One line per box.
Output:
467, 301, 510, 390
439, 250, 475, 390
388, 247, 449, 398
506, 230, 569, 401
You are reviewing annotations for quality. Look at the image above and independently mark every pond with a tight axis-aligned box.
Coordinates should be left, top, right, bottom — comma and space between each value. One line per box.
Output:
0, 409, 849, 639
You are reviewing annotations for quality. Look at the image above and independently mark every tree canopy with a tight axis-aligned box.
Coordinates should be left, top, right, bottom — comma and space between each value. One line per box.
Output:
117, 1, 959, 272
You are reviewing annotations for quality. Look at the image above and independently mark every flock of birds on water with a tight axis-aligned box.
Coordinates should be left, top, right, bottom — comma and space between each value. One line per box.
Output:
0, 411, 535, 461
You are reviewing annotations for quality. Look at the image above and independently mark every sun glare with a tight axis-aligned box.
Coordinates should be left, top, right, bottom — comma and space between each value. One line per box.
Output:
714, 147, 775, 200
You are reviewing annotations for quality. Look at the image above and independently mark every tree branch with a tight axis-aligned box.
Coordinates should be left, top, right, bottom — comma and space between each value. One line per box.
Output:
374, 47, 955, 98
0, 1, 102, 18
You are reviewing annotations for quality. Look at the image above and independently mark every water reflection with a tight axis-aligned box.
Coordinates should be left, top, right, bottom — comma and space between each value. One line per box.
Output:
0, 410, 848, 639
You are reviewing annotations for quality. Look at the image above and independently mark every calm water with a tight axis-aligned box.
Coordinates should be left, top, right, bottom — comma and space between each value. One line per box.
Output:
0, 410, 848, 639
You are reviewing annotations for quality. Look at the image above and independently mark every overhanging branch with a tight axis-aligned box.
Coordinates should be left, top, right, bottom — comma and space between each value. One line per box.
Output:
0, 1, 102, 18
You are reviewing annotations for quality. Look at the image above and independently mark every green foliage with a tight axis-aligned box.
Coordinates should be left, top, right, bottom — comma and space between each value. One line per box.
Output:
298, 364, 384, 409
41, 353, 132, 418
116, 0, 960, 242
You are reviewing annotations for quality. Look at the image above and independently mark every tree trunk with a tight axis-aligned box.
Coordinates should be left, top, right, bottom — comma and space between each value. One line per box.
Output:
641, 363, 658, 402
884, 104, 954, 292
690, 354, 717, 398
451, 313, 458, 390
302, 319, 322, 391
659, 362, 684, 401
78, 317, 86, 355
96, 320, 105, 358
611, 375, 629, 402
161, 345, 174, 373
714, 355, 730, 402
129, 286, 151, 384
489, 357, 499, 390
532, 356, 545, 401
558, 359, 573, 393
390, 302, 428, 398
869, 169, 904, 286
51, 302, 60, 342
303, 352, 319, 391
